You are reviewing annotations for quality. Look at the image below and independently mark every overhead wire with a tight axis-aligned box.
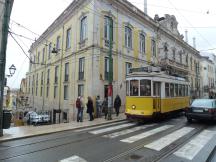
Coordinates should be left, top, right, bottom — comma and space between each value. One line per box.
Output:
167, 0, 215, 50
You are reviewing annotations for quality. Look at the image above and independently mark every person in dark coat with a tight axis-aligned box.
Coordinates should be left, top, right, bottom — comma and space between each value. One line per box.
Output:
114, 95, 121, 116
102, 97, 108, 119
86, 96, 94, 121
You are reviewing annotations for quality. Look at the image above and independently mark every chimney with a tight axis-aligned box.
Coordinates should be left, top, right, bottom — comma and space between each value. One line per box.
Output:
144, 0, 147, 15
185, 30, 188, 43
193, 37, 196, 49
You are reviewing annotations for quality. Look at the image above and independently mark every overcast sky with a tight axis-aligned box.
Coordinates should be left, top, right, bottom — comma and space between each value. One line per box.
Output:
6, 0, 216, 88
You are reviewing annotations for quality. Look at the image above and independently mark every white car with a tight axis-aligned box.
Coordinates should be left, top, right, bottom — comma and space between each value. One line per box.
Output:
24, 111, 51, 125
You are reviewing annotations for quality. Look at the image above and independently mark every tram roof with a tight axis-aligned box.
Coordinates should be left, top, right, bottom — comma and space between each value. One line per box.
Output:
126, 71, 188, 82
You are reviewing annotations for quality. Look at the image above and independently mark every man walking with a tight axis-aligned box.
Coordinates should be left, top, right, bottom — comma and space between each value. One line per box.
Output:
114, 95, 121, 117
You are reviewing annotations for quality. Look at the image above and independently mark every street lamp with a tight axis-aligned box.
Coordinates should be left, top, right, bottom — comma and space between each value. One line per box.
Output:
9, 64, 16, 76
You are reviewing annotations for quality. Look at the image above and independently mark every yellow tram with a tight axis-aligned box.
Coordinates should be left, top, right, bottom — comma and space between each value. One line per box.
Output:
125, 66, 190, 120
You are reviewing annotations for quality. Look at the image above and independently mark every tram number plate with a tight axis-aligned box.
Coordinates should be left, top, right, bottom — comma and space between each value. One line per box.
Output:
193, 109, 203, 113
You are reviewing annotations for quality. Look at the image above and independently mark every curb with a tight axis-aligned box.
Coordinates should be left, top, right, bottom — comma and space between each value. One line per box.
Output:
0, 118, 126, 142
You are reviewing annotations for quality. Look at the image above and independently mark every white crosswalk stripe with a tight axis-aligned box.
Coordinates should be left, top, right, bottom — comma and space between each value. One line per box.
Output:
120, 125, 173, 143
144, 127, 194, 151
103, 124, 156, 139
174, 130, 216, 160
59, 155, 87, 162
74, 121, 128, 132
89, 123, 136, 134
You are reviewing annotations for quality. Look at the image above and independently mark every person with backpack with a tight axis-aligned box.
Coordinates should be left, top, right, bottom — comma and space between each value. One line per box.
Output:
76, 96, 83, 122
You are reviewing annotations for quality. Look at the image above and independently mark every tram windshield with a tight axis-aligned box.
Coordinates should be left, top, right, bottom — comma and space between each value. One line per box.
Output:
140, 80, 151, 96
130, 80, 139, 96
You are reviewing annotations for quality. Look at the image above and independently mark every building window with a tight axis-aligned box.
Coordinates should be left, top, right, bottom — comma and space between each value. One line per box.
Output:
78, 84, 84, 97
54, 86, 58, 99
41, 72, 44, 85
36, 73, 38, 86
56, 36, 61, 51
36, 87, 38, 96
32, 75, 34, 95
65, 62, 69, 82
47, 69, 50, 84
125, 62, 132, 75
64, 85, 68, 100
172, 49, 175, 61
139, 34, 145, 53
79, 57, 85, 80
42, 48, 45, 63
37, 52, 40, 63
105, 57, 109, 80
186, 54, 188, 65
104, 16, 113, 41
179, 53, 182, 64
151, 39, 156, 57
125, 26, 132, 48
40, 86, 43, 97
46, 86, 49, 98
80, 16, 87, 42
48, 43, 52, 59
55, 66, 59, 84
190, 57, 193, 70
66, 28, 71, 49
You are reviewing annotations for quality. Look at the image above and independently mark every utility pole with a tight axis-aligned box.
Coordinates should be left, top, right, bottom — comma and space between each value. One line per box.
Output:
107, 17, 113, 120
0, 0, 14, 137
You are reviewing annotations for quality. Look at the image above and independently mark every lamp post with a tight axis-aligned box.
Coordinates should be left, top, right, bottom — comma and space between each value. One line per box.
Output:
0, 0, 14, 136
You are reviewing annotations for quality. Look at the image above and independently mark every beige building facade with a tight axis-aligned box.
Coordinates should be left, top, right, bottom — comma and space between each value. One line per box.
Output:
26, 0, 201, 122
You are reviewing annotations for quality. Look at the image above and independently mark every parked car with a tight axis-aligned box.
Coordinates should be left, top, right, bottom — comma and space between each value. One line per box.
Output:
185, 99, 216, 122
24, 111, 51, 125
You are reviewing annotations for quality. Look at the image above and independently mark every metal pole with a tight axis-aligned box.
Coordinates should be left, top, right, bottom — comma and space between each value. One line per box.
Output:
0, 0, 14, 137
107, 17, 113, 120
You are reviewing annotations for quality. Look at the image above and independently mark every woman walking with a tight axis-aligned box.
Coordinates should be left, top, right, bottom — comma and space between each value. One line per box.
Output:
86, 96, 94, 121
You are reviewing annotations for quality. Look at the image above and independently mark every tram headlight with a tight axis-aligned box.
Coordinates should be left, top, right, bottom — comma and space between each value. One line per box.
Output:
131, 105, 136, 110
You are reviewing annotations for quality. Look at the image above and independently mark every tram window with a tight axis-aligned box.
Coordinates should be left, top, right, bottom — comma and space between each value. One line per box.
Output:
182, 85, 185, 96
185, 85, 188, 96
175, 84, 178, 97
179, 85, 182, 96
165, 83, 170, 97
130, 80, 139, 96
170, 83, 174, 97
140, 79, 151, 96
126, 81, 130, 96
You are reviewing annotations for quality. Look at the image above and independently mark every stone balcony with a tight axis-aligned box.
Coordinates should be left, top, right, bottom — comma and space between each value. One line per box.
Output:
160, 58, 189, 74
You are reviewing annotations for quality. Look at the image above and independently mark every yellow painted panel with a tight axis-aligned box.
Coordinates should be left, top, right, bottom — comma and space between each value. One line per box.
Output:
160, 97, 190, 113
146, 33, 151, 63
133, 28, 139, 67
100, 15, 103, 48
122, 22, 125, 54
126, 97, 154, 116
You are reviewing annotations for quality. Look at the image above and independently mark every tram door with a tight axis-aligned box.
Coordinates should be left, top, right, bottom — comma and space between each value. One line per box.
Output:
153, 82, 161, 112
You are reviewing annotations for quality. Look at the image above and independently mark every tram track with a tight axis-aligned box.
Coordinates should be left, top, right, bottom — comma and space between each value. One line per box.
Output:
103, 124, 207, 162
0, 119, 127, 151
0, 120, 134, 161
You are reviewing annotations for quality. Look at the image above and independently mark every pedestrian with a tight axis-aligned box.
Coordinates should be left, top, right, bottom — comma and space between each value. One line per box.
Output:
102, 97, 108, 119
80, 96, 85, 122
76, 96, 82, 122
96, 95, 102, 118
86, 96, 94, 121
114, 95, 121, 117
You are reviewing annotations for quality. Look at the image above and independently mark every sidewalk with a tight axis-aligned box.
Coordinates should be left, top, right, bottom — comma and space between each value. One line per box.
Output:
0, 113, 126, 142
